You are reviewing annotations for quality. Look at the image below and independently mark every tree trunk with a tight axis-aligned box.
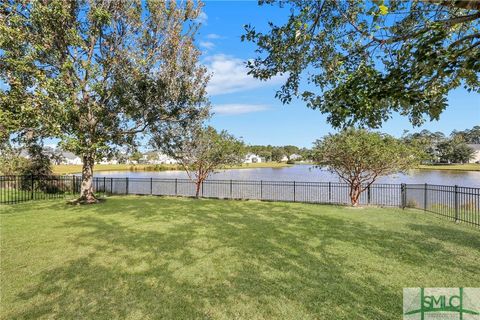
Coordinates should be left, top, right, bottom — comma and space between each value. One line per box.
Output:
349, 183, 362, 206
195, 179, 202, 198
73, 154, 98, 204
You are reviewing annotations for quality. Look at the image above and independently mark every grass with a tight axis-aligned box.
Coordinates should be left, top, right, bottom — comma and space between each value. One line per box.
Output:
1, 197, 479, 319
0, 188, 72, 203
417, 163, 480, 171
52, 162, 291, 174
220, 162, 291, 170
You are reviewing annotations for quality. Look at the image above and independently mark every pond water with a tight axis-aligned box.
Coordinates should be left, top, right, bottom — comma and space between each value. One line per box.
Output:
94, 164, 480, 187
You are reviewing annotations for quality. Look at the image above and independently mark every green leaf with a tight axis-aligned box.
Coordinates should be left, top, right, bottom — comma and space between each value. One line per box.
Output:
378, 5, 388, 15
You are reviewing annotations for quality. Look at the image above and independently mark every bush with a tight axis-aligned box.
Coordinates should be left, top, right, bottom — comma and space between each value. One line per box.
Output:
405, 199, 418, 208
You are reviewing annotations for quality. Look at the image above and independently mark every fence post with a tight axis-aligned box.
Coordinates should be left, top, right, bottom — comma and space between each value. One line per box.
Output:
401, 183, 406, 209
260, 180, 263, 200
72, 175, 75, 195
230, 180, 233, 199
293, 181, 296, 202
110, 178, 113, 195
126, 177, 129, 195
201, 181, 204, 197
103, 177, 106, 196
367, 185, 371, 205
328, 182, 332, 203
424, 183, 428, 211
31, 175, 34, 200
150, 177, 153, 195
454, 185, 459, 222
175, 178, 178, 196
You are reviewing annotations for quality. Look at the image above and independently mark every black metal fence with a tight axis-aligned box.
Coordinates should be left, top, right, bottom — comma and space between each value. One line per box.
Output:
1, 176, 479, 227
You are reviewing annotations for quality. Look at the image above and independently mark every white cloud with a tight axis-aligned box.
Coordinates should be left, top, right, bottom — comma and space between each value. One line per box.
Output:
204, 54, 286, 96
200, 41, 215, 49
206, 33, 222, 39
195, 11, 208, 24
212, 104, 270, 115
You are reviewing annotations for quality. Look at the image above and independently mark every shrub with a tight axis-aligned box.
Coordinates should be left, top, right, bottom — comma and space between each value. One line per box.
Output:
406, 199, 419, 208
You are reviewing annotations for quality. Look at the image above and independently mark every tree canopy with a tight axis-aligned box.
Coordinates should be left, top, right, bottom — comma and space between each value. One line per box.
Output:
1, 0, 209, 203
243, 0, 480, 128
313, 129, 422, 205
402, 126, 478, 163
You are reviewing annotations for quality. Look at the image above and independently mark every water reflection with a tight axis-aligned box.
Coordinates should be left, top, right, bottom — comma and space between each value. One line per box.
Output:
94, 164, 480, 187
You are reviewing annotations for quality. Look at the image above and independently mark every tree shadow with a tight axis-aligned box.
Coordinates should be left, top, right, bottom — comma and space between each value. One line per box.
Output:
407, 223, 480, 250
9, 198, 480, 319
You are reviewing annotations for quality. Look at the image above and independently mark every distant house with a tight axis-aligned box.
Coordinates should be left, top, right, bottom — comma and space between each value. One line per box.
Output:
280, 155, 289, 162
467, 144, 480, 163
61, 152, 82, 165
289, 153, 302, 161
244, 153, 262, 164
144, 152, 177, 165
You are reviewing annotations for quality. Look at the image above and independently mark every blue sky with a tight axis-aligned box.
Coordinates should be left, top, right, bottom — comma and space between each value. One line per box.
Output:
198, 1, 480, 148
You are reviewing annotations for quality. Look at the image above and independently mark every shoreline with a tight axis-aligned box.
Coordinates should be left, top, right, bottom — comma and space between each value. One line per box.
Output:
52, 162, 293, 175
416, 164, 480, 172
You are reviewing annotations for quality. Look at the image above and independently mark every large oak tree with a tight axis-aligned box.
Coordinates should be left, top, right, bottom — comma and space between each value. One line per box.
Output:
243, 0, 480, 128
1, 0, 209, 203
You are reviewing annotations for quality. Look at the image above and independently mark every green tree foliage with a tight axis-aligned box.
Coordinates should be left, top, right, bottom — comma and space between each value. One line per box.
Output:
437, 138, 475, 163
1, 1, 209, 203
313, 129, 422, 206
156, 126, 245, 197
403, 126, 478, 163
0, 139, 52, 177
243, 0, 480, 128
402, 130, 446, 162
129, 151, 144, 164
451, 125, 480, 144
20, 141, 52, 178
283, 145, 299, 157
257, 150, 272, 162
0, 142, 29, 175
271, 147, 285, 162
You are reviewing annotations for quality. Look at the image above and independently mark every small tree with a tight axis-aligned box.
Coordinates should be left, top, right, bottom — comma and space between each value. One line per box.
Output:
313, 129, 422, 206
157, 126, 245, 197
0, 142, 29, 176
451, 144, 475, 164
129, 151, 144, 164
271, 148, 285, 162
257, 150, 272, 162
20, 141, 52, 178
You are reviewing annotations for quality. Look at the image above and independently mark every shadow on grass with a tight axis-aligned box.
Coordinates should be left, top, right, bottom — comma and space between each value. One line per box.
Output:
10, 197, 480, 319
407, 223, 480, 250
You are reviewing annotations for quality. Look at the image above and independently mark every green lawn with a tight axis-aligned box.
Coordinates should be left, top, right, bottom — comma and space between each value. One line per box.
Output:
417, 163, 480, 171
1, 197, 479, 319
0, 189, 74, 204
52, 162, 291, 174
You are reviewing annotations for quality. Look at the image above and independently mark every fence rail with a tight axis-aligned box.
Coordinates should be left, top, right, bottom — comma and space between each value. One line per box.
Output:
1, 175, 479, 227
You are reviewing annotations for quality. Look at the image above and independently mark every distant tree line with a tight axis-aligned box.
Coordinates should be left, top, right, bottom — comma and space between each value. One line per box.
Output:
402, 126, 479, 164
